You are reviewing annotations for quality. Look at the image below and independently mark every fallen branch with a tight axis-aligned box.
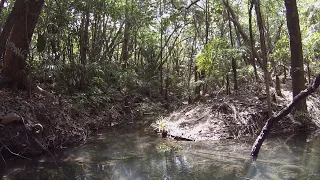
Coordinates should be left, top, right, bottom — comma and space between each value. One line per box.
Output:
251, 72, 320, 158
0, 140, 31, 160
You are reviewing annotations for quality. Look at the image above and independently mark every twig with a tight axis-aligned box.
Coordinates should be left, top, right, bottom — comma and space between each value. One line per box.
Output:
171, 0, 201, 11
0, 140, 31, 160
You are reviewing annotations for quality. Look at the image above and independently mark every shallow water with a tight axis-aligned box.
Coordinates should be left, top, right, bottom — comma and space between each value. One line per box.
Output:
1, 129, 320, 180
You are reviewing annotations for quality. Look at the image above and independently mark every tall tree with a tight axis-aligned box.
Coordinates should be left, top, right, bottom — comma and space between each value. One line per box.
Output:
255, 0, 272, 117
284, 0, 307, 112
121, 0, 131, 69
227, 0, 238, 91
1, 0, 44, 89
248, 0, 258, 81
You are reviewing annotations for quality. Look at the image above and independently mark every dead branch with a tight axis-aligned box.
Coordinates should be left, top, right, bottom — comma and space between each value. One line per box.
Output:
251, 72, 320, 158
0, 140, 31, 160
171, 0, 201, 10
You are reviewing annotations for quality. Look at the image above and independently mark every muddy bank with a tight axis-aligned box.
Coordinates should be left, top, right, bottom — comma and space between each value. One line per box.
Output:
154, 85, 320, 141
0, 89, 152, 157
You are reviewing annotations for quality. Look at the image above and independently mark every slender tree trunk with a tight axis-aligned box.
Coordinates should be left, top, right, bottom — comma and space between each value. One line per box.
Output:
121, 0, 130, 69
284, 0, 307, 112
68, 35, 74, 65
227, 0, 238, 91
255, 0, 272, 117
79, 6, 89, 66
226, 74, 230, 95
2, 0, 44, 89
188, 21, 197, 103
248, 0, 258, 81
79, 3, 90, 90
307, 60, 311, 84
201, 0, 209, 93
159, 0, 163, 96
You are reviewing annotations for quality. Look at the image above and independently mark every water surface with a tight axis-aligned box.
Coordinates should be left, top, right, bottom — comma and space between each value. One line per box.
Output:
1, 129, 319, 180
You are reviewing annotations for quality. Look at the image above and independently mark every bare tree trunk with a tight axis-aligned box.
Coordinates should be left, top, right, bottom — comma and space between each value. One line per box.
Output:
248, 0, 258, 81
121, 0, 131, 69
307, 60, 311, 84
201, 0, 210, 93
285, 0, 307, 112
159, 0, 163, 96
79, 6, 89, 66
68, 35, 74, 65
226, 74, 230, 95
79, 2, 90, 90
275, 75, 282, 96
195, 65, 200, 96
227, 0, 238, 91
188, 20, 197, 103
255, 0, 272, 117
2, 0, 44, 89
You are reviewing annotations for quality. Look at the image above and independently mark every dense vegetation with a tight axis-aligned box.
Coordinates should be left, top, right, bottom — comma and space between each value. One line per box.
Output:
1, 0, 319, 101
0, 0, 320, 158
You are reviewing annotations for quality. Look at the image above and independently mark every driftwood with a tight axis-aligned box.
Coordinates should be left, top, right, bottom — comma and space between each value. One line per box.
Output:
251, 73, 320, 158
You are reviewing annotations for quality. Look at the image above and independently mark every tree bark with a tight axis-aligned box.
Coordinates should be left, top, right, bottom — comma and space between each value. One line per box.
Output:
255, 0, 272, 117
121, 0, 131, 69
2, 0, 44, 88
78, 3, 90, 90
248, 0, 258, 81
285, 0, 307, 112
227, 0, 238, 91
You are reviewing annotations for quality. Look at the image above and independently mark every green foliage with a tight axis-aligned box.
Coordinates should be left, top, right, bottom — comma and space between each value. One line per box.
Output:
196, 38, 241, 78
303, 32, 320, 60
2, 0, 317, 100
270, 34, 290, 66
154, 116, 167, 132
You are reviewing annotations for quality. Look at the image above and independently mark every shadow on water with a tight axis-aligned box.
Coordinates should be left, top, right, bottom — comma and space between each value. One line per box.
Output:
1, 128, 320, 180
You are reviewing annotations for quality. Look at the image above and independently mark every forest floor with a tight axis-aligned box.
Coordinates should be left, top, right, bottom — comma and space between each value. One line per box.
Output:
152, 80, 320, 141
1, 79, 320, 159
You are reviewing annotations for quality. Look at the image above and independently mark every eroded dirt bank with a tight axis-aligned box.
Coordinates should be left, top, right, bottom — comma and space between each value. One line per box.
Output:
0, 89, 149, 157
154, 84, 320, 141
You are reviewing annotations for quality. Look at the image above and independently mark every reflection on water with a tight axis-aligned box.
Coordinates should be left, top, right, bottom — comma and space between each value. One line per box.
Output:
1, 129, 320, 180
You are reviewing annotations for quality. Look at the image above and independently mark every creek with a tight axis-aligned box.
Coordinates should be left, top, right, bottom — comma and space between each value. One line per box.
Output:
1, 128, 320, 180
